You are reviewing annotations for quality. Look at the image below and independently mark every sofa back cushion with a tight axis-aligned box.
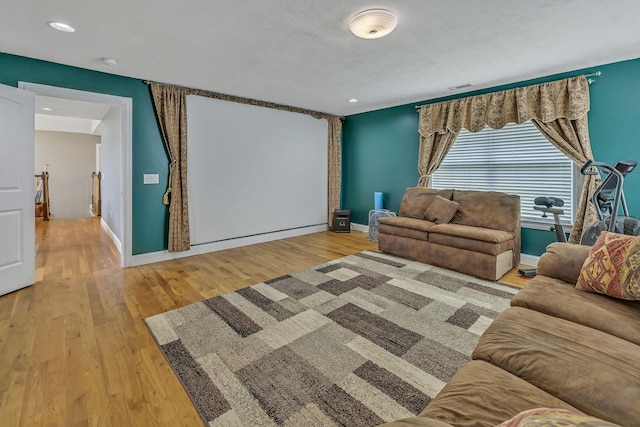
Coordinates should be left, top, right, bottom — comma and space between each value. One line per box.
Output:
451, 190, 520, 233
398, 187, 453, 219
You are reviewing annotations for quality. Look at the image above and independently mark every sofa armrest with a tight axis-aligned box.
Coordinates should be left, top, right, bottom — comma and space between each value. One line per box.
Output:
536, 242, 591, 284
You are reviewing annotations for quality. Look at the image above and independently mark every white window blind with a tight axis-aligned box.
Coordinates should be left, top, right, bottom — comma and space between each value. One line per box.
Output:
432, 121, 575, 226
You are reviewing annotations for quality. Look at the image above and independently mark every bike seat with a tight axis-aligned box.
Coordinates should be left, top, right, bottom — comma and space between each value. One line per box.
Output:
534, 196, 565, 208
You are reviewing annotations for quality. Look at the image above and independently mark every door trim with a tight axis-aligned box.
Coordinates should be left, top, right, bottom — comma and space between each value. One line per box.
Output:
19, 82, 133, 268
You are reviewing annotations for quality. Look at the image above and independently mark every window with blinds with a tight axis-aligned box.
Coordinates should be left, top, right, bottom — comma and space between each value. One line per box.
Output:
431, 121, 576, 227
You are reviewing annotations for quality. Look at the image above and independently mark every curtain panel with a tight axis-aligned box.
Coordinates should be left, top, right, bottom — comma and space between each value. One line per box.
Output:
149, 83, 191, 252
149, 82, 343, 250
416, 131, 458, 187
327, 117, 342, 229
417, 76, 595, 243
531, 117, 598, 243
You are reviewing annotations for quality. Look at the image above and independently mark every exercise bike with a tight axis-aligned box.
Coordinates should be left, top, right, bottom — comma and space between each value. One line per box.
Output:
580, 160, 640, 245
518, 159, 639, 278
518, 196, 568, 278
533, 196, 567, 243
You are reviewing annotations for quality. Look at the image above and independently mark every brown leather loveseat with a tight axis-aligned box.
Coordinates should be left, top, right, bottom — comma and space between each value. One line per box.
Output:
377, 188, 521, 281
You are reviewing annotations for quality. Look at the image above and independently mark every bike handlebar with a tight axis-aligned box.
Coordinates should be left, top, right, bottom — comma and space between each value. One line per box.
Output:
581, 160, 597, 175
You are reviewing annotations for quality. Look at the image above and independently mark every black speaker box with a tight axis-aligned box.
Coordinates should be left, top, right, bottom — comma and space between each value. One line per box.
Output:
333, 209, 351, 233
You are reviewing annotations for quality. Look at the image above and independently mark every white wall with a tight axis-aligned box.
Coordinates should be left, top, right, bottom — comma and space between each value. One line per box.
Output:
35, 131, 99, 218
100, 106, 122, 240
187, 96, 328, 246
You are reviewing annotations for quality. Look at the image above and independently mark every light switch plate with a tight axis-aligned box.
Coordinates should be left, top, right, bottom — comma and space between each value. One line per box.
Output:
143, 173, 159, 184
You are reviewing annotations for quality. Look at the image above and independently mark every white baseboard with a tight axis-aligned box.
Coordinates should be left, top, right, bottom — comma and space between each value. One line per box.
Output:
126, 217, 542, 268
129, 224, 328, 267
101, 218, 122, 253
350, 222, 368, 233
520, 253, 540, 267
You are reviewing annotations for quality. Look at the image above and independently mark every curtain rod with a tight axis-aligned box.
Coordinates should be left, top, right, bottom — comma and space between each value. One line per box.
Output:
146, 73, 604, 88
584, 71, 601, 83
142, 80, 336, 120
414, 72, 601, 111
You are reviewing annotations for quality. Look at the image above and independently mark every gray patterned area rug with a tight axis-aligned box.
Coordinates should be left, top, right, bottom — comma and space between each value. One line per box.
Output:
145, 250, 518, 426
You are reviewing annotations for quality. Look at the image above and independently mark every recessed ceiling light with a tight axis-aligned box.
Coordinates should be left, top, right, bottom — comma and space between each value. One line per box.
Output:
41, 107, 53, 111
349, 9, 397, 39
47, 21, 75, 33
348, 98, 358, 103
101, 57, 118, 66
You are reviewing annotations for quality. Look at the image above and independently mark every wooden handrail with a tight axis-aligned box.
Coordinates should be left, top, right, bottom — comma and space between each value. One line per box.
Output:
35, 171, 50, 221
92, 172, 102, 217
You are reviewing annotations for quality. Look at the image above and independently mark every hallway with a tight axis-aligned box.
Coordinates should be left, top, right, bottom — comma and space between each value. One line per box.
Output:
35, 217, 121, 281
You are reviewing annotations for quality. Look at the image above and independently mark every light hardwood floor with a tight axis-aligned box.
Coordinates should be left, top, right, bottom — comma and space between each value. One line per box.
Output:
1, 218, 379, 426
1, 218, 529, 426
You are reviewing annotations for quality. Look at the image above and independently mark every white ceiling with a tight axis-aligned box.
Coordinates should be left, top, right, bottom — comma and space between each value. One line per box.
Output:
3, 0, 640, 116
35, 95, 111, 120
34, 95, 110, 135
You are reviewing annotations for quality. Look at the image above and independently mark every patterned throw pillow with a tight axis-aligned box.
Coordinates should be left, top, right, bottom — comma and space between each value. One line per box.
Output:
621, 236, 640, 299
496, 407, 620, 426
576, 232, 640, 300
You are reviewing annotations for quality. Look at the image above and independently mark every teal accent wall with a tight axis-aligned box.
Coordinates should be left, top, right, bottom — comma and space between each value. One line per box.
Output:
343, 57, 640, 256
0, 52, 168, 254
342, 105, 420, 224
6, 50, 640, 258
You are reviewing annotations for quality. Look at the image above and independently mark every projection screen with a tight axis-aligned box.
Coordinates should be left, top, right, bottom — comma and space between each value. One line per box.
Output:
187, 95, 328, 246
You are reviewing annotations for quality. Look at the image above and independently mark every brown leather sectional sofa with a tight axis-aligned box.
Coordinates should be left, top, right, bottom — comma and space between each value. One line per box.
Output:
377, 188, 521, 281
382, 242, 640, 427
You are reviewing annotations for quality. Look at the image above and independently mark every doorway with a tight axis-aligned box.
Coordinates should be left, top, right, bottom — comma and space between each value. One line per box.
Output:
18, 82, 133, 267
34, 103, 103, 219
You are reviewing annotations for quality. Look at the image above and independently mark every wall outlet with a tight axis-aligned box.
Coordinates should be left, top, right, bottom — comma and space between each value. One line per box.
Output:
108, 209, 112, 218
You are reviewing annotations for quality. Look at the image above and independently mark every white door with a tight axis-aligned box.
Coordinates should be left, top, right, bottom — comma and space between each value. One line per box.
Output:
0, 83, 35, 296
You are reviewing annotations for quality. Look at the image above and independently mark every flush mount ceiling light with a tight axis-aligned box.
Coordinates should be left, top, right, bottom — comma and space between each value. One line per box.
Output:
47, 21, 75, 33
348, 98, 358, 103
349, 9, 397, 39
101, 57, 118, 66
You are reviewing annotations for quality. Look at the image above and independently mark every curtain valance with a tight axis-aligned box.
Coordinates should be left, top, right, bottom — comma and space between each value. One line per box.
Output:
418, 76, 590, 136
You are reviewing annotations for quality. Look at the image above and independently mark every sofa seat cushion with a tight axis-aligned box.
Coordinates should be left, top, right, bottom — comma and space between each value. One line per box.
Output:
427, 223, 514, 255
429, 223, 514, 243
472, 307, 640, 426
378, 216, 436, 241
392, 360, 577, 427
510, 275, 640, 346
